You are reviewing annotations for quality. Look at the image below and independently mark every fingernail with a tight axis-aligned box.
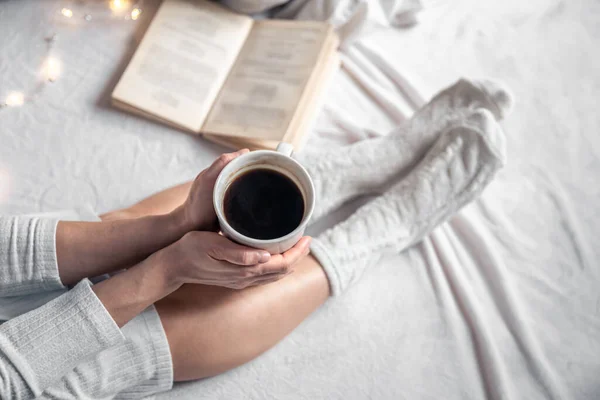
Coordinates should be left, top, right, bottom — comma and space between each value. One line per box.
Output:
259, 252, 271, 263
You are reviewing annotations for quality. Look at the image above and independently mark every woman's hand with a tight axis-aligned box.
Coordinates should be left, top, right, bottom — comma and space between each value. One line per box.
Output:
179, 149, 249, 232
158, 232, 312, 290
94, 233, 311, 327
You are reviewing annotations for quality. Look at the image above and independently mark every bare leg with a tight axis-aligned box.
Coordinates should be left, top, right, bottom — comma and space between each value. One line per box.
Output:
156, 255, 329, 381
100, 184, 331, 381
100, 182, 192, 221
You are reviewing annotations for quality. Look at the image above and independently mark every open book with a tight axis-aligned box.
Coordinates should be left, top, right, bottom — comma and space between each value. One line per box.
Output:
112, 0, 340, 150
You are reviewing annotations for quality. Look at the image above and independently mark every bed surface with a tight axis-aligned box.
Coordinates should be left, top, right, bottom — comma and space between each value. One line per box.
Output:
1, 0, 599, 399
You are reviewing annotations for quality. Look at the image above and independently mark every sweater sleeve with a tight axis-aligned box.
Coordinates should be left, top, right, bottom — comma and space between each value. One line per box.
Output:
0, 279, 125, 399
0, 216, 64, 297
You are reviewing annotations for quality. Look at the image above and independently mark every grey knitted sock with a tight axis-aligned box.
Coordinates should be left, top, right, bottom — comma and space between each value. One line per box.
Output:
310, 108, 506, 295
298, 78, 513, 221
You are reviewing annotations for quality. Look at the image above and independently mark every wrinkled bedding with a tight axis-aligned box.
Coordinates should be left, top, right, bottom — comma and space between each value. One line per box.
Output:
1, 0, 599, 399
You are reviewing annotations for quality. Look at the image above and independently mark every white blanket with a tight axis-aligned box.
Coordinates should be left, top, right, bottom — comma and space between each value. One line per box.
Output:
0, 0, 598, 399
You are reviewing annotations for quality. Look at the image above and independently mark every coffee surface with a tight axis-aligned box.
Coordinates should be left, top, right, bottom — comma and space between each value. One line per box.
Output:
223, 168, 304, 240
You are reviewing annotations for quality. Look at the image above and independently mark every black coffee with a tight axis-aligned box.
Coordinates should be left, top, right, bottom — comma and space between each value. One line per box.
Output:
223, 168, 304, 240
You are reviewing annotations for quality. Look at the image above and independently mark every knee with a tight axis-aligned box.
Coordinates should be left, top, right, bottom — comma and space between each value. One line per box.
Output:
156, 296, 269, 382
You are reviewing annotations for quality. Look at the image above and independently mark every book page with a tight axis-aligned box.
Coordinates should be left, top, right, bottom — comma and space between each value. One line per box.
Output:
203, 47, 340, 151
290, 52, 340, 149
202, 21, 332, 140
281, 33, 339, 144
112, 0, 253, 132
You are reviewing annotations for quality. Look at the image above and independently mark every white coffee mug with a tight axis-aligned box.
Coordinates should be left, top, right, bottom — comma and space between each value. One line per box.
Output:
213, 143, 315, 254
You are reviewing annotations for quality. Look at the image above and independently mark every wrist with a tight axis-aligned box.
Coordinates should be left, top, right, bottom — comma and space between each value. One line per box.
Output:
170, 202, 216, 233
150, 245, 184, 295
93, 254, 179, 327
169, 205, 195, 236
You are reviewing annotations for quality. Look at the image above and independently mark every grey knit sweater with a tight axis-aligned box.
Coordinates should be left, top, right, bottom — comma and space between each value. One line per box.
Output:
0, 216, 126, 399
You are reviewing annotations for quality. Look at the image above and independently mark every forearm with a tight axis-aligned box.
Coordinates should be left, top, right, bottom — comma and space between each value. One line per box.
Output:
92, 251, 178, 327
57, 206, 191, 285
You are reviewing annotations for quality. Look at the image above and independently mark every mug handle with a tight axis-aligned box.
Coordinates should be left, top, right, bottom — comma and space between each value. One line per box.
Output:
276, 142, 294, 157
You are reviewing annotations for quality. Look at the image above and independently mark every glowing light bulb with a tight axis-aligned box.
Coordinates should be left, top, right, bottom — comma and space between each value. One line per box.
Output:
43, 57, 61, 82
131, 8, 142, 20
110, 0, 129, 11
61, 8, 73, 18
5, 92, 25, 107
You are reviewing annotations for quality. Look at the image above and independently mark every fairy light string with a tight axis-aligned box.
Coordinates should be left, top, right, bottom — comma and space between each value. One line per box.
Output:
1, 0, 144, 109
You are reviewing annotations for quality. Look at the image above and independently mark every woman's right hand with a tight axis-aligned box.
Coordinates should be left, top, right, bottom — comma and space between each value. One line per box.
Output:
157, 231, 311, 290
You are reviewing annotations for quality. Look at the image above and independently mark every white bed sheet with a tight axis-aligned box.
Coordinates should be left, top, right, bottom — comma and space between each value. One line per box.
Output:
1, 0, 599, 399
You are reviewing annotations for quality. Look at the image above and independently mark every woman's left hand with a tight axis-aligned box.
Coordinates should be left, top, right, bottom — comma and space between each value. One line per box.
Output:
180, 149, 249, 231
157, 232, 311, 290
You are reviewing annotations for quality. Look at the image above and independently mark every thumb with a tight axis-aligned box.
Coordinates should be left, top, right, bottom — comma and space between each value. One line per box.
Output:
204, 149, 250, 180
